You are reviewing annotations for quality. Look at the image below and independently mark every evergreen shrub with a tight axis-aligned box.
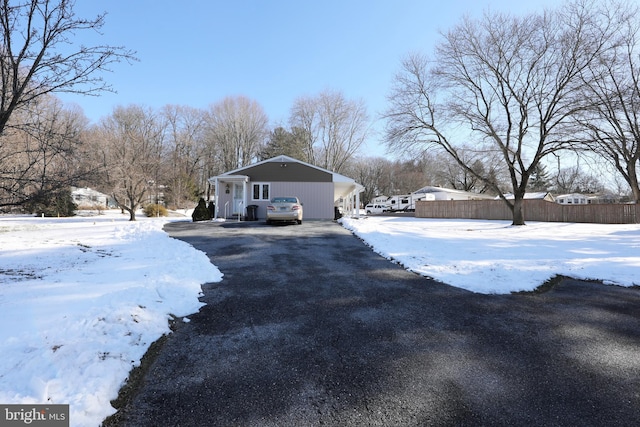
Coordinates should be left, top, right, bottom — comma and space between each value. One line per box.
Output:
191, 198, 211, 222
26, 188, 77, 217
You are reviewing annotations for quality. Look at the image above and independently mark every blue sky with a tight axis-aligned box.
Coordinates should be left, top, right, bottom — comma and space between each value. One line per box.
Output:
60, 0, 563, 156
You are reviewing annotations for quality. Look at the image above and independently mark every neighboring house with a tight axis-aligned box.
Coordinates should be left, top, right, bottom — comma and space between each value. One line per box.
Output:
413, 186, 495, 201
587, 193, 620, 204
556, 193, 588, 204
71, 187, 112, 208
556, 192, 620, 204
208, 155, 365, 220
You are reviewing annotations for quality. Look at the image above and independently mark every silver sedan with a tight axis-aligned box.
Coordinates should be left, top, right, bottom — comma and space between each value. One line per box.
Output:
266, 197, 303, 224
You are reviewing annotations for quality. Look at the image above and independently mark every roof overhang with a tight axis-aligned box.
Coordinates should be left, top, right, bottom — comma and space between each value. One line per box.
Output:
334, 181, 365, 202
207, 175, 249, 185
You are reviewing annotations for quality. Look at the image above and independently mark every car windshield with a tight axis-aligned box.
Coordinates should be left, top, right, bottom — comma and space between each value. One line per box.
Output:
272, 197, 298, 203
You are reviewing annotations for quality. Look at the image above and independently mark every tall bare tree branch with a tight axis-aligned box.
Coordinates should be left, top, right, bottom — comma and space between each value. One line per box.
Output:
384, 1, 612, 224
577, 0, 640, 202
0, 0, 135, 135
290, 89, 370, 174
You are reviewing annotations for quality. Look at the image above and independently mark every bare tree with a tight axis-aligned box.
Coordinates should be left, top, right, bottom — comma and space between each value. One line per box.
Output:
96, 105, 163, 221
552, 165, 605, 194
431, 149, 503, 193
0, 0, 135, 136
577, 1, 640, 202
385, 159, 430, 195
344, 156, 394, 205
290, 89, 369, 174
161, 105, 206, 208
204, 96, 269, 172
384, 2, 611, 225
0, 95, 88, 210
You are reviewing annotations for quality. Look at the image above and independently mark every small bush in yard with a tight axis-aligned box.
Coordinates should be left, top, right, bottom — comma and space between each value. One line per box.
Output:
144, 204, 168, 217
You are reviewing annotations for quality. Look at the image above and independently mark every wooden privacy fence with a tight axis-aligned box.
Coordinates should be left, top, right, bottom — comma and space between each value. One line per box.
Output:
415, 199, 640, 224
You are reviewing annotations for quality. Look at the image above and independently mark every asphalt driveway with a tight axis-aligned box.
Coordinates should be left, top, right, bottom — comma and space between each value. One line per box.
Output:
111, 220, 640, 426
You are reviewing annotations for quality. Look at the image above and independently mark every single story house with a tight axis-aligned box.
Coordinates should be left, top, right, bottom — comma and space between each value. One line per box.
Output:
71, 187, 112, 208
556, 192, 620, 204
555, 193, 588, 204
208, 155, 364, 220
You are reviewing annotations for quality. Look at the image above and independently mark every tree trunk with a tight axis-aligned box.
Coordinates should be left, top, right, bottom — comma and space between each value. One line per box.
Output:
511, 197, 526, 226
125, 202, 136, 221
628, 162, 640, 203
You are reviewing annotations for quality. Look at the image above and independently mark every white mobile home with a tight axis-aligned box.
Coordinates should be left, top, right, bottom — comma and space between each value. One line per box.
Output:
556, 193, 588, 204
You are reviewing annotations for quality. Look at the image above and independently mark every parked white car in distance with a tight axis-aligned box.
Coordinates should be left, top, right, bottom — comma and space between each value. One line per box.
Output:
365, 204, 388, 214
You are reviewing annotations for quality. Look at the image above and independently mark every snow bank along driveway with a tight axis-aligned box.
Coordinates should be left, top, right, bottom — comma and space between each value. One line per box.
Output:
0, 212, 222, 426
340, 216, 640, 293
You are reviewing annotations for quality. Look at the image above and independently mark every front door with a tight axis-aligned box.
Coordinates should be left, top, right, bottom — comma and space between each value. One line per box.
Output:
233, 183, 244, 215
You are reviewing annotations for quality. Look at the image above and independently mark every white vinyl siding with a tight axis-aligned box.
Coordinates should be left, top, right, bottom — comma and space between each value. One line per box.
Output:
269, 182, 334, 219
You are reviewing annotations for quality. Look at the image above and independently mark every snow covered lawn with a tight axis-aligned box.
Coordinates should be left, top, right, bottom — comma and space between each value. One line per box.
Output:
0, 211, 222, 426
340, 216, 640, 294
2, 212, 638, 426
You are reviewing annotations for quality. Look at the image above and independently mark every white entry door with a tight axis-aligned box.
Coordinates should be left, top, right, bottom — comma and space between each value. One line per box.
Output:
233, 183, 244, 214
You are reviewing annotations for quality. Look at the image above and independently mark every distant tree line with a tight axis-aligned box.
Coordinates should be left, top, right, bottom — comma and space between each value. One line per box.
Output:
0, 88, 370, 219
346, 151, 613, 208
1, 0, 638, 222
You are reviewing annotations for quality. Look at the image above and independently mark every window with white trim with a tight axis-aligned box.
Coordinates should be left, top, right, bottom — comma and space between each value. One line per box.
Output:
252, 183, 270, 200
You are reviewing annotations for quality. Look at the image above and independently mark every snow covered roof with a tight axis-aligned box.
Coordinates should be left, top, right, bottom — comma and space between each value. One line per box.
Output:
502, 192, 555, 201
71, 187, 109, 198
413, 186, 494, 199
